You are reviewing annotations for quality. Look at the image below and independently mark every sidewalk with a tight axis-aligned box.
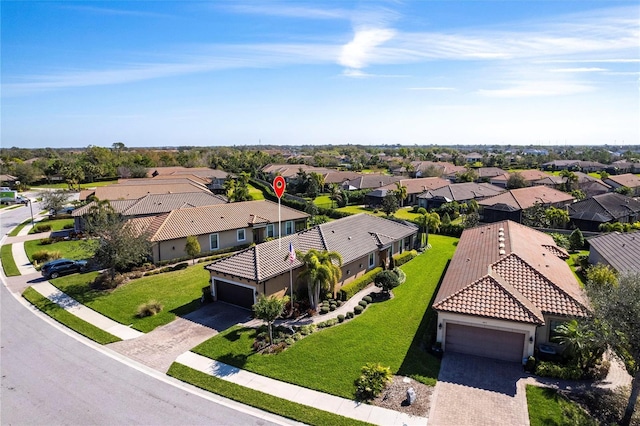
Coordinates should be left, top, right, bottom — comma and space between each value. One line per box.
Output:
9, 213, 50, 276
176, 351, 428, 426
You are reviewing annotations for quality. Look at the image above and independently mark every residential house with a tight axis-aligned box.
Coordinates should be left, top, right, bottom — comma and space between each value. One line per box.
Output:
606, 160, 640, 175
205, 214, 418, 309
541, 160, 606, 172
475, 167, 507, 182
433, 221, 589, 362
129, 200, 309, 263
534, 172, 610, 198
568, 193, 640, 232
490, 170, 550, 188
371, 177, 450, 207
408, 161, 465, 180
342, 174, 401, 191
322, 171, 362, 187
145, 166, 230, 193
478, 186, 574, 223
0, 174, 18, 187
603, 173, 640, 196
79, 178, 213, 201
464, 152, 483, 163
261, 164, 332, 182
588, 232, 640, 274
417, 182, 505, 210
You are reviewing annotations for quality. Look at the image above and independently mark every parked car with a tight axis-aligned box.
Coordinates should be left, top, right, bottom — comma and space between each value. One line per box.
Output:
15, 195, 29, 204
41, 258, 88, 279
50, 206, 75, 215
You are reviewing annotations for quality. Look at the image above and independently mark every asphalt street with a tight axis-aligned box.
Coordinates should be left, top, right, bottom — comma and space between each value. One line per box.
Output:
1, 195, 291, 426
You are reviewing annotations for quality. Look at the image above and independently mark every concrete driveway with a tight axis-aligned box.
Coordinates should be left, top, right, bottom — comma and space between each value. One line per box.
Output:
108, 302, 253, 373
428, 353, 529, 426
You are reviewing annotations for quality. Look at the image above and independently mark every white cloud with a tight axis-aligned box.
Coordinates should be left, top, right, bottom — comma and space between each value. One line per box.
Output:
221, 3, 350, 20
407, 87, 456, 91
339, 28, 396, 70
477, 81, 594, 98
550, 67, 607, 73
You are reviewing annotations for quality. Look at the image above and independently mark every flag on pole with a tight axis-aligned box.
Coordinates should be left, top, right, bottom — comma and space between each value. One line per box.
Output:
289, 242, 296, 264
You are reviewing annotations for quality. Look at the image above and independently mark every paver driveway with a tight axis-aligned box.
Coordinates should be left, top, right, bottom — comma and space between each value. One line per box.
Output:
108, 302, 252, 373
428, 353, 529, 426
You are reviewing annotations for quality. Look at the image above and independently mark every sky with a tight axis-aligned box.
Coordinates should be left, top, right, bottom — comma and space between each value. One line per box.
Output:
1, 1, 639, 148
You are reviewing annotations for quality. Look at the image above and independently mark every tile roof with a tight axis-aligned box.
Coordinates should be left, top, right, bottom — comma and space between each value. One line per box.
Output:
410, 161, 466, 176
491, 169, 550, 183
146, 166, 229, 179
206, 214, 417, 282
134, 200, 309, 242
379, 177, 450, 195
417, 182, 505, 202
434, 221, 588, 324
322, 171, 362, 184
79, 181, 212, 201
73, 192, 228, 217
476, 167, 507, 178
478, 186, 574, 210
568, 193, 640, 221
604, 173, 640, 188
588, 231, 640, 273
343, 174, 402, 190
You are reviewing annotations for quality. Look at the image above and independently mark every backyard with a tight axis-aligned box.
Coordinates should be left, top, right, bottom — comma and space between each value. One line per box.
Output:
189, 234, 458, 399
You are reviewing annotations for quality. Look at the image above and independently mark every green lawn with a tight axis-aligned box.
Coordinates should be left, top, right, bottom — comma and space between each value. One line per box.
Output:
167, 364, 370, 426
50, 264, 211, 332
24, 239, 96, 265
1, 244, 20, 277
8, 218, 33, 237
313, 195, 333, 209
567, 250, 588, 287
29, 217, 75, 234
22, 287, 121, 345
248, 184, 265, 200
32, 180, 118, 189
526, 385, 596, 426
192, 234, 457, 399
335, 205, 422, 222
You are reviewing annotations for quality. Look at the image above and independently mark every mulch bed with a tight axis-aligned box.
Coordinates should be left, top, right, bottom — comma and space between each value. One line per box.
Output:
370, 375, 433, 417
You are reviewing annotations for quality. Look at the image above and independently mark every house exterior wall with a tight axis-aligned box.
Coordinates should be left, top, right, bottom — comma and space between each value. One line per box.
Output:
534, 315, 574, 348
588, 246, 609, 269
436, 311, 537, 359
153, 228, 252, 262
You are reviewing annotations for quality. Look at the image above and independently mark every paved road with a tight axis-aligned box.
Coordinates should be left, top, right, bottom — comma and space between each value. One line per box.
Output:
1, 198, 292, 426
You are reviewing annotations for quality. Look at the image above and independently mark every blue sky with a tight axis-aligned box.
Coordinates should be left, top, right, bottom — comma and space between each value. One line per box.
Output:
2, 1, 638, 148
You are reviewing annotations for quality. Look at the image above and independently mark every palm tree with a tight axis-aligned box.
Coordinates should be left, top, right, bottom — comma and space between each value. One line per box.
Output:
328, 183, 343, 208
415, 208, 440, 247
552, 319, 606, 371
296, 249, 343, 310
395, 182, 408, 207
559, 170, 579, 192
424, 211, 441, 247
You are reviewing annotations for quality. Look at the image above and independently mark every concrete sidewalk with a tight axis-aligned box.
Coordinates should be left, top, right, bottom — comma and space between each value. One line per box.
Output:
176, 351, 429, 426
31, 281, 144, 340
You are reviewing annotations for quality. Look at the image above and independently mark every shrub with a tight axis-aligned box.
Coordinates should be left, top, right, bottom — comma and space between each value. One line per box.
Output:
329, 304, 336, 311
39, 238, 53, 245
319, 306, 330, 314
535, 361, 583, 380
91, 271, 126, 290
346, 311, 354, 319
136, 300, 163, 318
339, 267, 382, 300
32, 250, 61, 264
354, 305, 363, 315
337, 314, 345, 323
374, 269, 400, 292
392, 250, 417, 267
358, 300, 368, 307
34, 224, 52, 233
172, 262, 188, 271
354, 363, 392, 401
362, 295, 372, 303
336, 300, 343, 307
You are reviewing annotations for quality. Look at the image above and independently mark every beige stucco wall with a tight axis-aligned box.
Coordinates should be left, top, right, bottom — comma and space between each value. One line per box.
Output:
153, 228, 252, 262
436, 311, 537, 359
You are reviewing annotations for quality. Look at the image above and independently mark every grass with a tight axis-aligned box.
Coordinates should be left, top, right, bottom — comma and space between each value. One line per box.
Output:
32, 180, 118, 189
28, 217, 75, 234
247, 184, 265, 200
8, 218, 33, 237
22, 287, 121, 345
313, 195, 333, 208
192, 234, 457, 399
50, 264, 210, 332
335, 205, 424, 222
1, 244, 20, 277
24, 239, 96, 265
567, 250, 588, 287
526, 385, 596, 426
167, 363, 370, 426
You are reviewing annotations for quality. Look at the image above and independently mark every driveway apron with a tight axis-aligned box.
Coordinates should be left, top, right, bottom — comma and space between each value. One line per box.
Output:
429, 353, 529, 426
107, 302, 252, 373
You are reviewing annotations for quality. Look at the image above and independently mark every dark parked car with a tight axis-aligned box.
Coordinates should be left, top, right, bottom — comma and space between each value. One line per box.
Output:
41, 258, 88, 279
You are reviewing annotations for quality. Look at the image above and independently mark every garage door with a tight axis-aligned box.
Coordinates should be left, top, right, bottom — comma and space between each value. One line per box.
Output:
445, 323, 524, 362
215, 280, 254, 309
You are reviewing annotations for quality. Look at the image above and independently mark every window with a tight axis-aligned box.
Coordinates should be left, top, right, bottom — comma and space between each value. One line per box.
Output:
237, 229, 246, 242
209, 233, 219, 250
266, 224, 274, 238
368, 253, 375, 268
549, 319, 567, 342
285, 220, 294, 235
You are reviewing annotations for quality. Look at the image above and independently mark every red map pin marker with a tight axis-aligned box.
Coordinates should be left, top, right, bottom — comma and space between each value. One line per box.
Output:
273, 176, 286, 199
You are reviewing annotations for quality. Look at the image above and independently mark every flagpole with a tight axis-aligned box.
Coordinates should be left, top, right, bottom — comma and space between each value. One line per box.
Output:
278, 197, 281, 250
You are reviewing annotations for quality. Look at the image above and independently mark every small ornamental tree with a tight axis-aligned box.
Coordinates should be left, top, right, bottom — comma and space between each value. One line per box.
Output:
185, 235, 200, 264
39, 190, 71, 216
569, 228, 584, 252
374, 270, 400, 293
585, 264, 618, 287
381, 192, 399, 216
252, 294, 288, 345
354, 363, 392, 401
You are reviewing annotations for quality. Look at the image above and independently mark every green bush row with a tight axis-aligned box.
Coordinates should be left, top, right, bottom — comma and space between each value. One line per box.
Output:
535, 361, 583, 380
392, 250, 417, 267
339, 267, 382, 301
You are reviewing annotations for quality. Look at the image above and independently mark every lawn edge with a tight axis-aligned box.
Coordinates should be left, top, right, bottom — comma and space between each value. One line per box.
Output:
1, 244, 21, 276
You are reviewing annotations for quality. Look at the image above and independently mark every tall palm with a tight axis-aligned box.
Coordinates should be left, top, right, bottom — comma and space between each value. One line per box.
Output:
425, 211, 441, 247
296, 249, 343, 310
328, 183, 343, 208
415, 208, 440, 248
395, 182, 408, 207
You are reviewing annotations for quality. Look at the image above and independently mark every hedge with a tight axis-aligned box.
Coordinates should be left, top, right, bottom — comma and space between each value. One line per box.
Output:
339, 267, 382, 301
392, 250, 417, 267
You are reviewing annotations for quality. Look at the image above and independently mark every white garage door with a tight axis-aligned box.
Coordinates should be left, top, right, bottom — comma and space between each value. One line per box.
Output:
445, 323, 525, 362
